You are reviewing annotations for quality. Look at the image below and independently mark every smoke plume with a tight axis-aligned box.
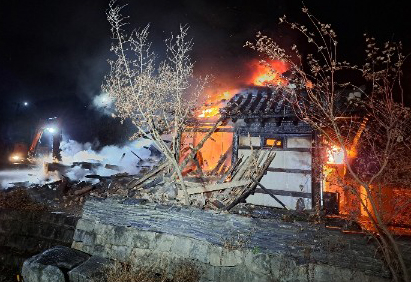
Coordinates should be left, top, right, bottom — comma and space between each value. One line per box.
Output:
0, 138, 160, 188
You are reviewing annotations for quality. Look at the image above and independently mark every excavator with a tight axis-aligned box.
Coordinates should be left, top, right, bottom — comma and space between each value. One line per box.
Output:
9, 117, 62, 165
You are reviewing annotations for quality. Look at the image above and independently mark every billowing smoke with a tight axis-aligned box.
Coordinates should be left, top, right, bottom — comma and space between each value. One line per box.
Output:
92, 92, 114, 115
0, 138, 161, 189
60, 138, 157, 181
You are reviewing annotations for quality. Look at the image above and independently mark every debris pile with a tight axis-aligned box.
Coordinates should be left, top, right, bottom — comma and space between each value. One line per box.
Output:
3, 144, 285, 215
123, 146, 284, 211
2, 121, 287, 214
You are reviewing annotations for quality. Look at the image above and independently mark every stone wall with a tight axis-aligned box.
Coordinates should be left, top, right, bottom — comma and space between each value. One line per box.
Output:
0, 209, 78, 281
71, 199, 391, 282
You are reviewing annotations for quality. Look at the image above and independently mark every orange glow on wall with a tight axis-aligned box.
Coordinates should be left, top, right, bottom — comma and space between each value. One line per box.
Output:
180, 127, 233, 173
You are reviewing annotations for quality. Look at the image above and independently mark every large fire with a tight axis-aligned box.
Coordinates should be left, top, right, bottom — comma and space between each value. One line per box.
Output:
250, 60, 289, 86
198, 91, 232, 118
197, 60, 288, 119
327, 145, 345, 164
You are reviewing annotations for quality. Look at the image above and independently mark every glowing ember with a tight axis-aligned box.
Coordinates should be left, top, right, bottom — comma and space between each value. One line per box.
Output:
250, 60, 288, 86
327, 145, 344, 164
197, 90, 234, 118
198, 107, 220, 118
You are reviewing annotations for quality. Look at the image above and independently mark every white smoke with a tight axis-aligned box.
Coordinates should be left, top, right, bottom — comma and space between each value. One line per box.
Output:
60, 138, 156, 180
0, 138, 160, 188
92, 92, 114, 115
0, 166, 61, 188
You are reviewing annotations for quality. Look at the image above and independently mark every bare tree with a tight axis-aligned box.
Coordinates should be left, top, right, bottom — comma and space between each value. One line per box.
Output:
103, 1, 208, 204
246, 7, 410, 282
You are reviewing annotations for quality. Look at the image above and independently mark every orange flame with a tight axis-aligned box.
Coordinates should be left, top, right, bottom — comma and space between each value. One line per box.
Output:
327, 145, 345, 164
250, 60, 289, 86
197, 90, 235, 118
197, 60, 289, 119
198, 107, 220, 118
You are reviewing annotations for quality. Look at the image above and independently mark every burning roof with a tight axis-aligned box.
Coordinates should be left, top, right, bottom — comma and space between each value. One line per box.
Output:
196, 60, 289, 120
220, 87, 294, 119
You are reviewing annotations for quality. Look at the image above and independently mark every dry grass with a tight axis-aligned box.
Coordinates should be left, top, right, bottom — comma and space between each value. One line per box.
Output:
0, 188, 48, 212
105, 260, 200, 282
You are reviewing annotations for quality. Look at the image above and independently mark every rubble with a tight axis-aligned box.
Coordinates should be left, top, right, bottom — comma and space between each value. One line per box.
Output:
2, 119, 285, 217
3, 144, 282, 216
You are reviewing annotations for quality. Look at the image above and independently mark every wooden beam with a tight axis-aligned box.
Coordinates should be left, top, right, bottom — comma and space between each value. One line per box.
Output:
179, 118, 223, 172
74, 185, 94, 196
185, 180, 250, 195
127, 161, 169, 189
224, 152, 276, 211
210, 145, 232, 175
250, 176, 288, 210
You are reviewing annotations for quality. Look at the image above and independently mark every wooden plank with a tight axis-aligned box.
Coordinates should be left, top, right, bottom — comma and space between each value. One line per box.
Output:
237, 149, 260, 180
230, 156, 248, 180
127, 161, 169, 189
218, 156, 243, 183
232, 150, 257, 181
185, 180, 251, 195
224, 152, 276, 211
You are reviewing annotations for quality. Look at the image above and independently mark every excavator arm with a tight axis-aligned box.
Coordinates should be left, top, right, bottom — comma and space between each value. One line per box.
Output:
28, 126, 45, 158
27, 118, 62, 162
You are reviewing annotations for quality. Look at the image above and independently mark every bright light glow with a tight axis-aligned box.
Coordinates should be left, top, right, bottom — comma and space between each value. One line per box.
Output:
266, 138, 282, 148
12, 155, 20, 161
23, 102, 28, 106
197, 90, 234, 119
250, 60, 289, 86
198, 107, 220, 118
327, 145, 345, 164
46, 127, 56, 133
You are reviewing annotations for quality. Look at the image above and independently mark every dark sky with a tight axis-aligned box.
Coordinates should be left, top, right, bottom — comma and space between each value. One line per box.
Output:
0, 0, 410, 145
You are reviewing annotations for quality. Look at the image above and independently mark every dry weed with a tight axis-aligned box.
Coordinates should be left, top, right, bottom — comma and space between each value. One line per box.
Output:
105, 260, 200, 282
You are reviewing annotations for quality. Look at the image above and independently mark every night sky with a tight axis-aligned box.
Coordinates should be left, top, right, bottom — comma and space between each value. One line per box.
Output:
1, 0, 411, 147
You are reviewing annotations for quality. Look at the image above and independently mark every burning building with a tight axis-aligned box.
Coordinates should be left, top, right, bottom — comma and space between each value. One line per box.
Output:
223, 87, 315, 210
180, 66, 410, 236
181, 85, 317, 210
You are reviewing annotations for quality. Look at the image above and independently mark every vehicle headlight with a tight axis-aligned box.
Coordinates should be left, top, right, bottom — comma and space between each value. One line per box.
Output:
46, 127, 57, 133
10, 155, 22, 162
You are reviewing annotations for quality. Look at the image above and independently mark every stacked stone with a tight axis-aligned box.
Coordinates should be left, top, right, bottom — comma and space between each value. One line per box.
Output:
70, 199, 391, 282
0, 209, 78, 279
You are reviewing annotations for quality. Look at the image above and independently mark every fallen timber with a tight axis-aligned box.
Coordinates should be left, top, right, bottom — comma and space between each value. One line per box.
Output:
250, 176, 288, 210
224, 151, 276, 211
127, 161, 169, 189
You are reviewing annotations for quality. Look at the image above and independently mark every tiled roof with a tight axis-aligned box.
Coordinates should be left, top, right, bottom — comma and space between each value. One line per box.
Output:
220, 87, 295, 119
